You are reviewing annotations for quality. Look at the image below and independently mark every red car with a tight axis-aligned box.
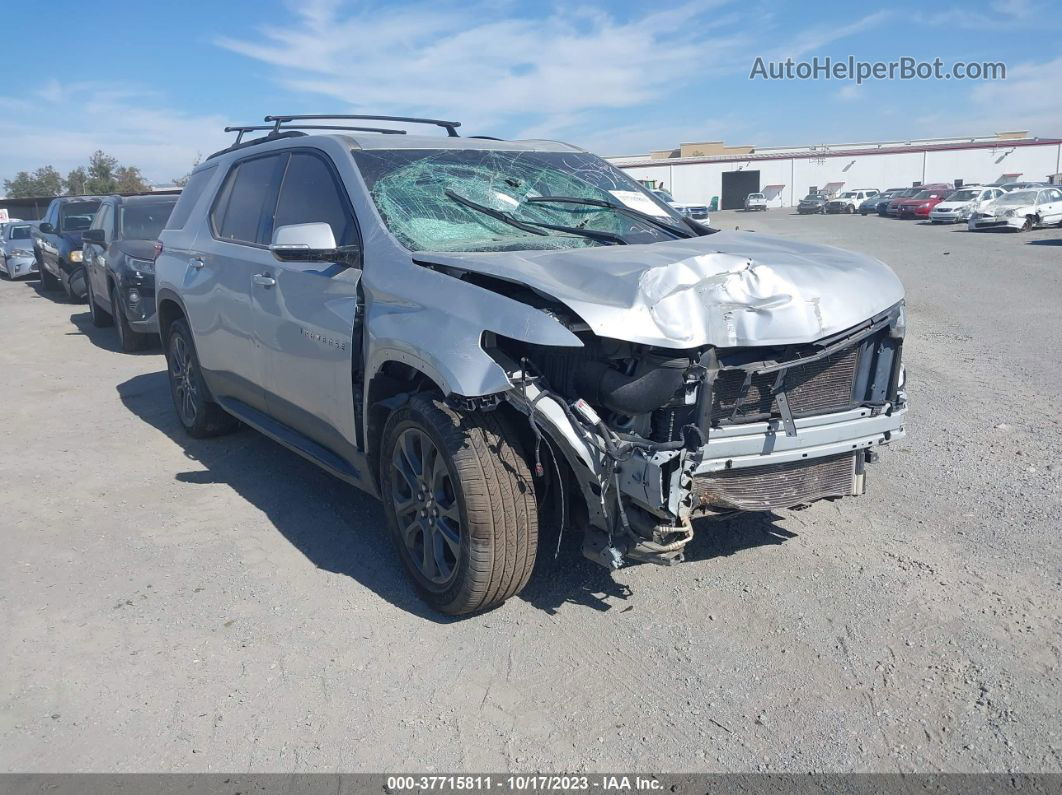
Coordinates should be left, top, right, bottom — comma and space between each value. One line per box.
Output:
895, 184, 953, 219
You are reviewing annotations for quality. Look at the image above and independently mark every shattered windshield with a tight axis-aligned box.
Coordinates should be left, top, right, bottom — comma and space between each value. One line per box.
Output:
351, 149, 690, 252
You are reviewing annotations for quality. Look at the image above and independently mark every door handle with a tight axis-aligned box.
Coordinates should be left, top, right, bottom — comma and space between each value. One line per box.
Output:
252, 273, 276, 288
189, 257, 205, 270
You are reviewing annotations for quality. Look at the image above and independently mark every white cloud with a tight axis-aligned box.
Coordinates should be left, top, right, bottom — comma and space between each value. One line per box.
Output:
215, 1, 779, 135
835, 84, 863, 102
915, 56, 1062, 137
913, 0, 1057, 29
0, 82, 230, 189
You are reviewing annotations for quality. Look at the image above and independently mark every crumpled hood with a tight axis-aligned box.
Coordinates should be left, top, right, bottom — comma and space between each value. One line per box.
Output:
421, 231, 905, 348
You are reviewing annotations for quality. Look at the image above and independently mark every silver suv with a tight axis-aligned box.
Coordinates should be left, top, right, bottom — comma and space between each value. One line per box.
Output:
156, 114, 908, 615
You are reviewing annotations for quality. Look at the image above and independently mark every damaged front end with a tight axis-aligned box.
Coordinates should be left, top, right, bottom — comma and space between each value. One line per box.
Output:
486, 300, 907, 570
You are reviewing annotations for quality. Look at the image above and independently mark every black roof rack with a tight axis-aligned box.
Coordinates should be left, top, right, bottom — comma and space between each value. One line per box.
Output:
224, 124, 408, 144
263, 114, 462, 137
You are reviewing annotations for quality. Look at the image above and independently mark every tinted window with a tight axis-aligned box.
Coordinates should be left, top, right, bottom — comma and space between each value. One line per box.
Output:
166, 166, 216, 230
122, 200, 177, 240
60, 201, 101, 232
92, 206, 113, 242
214, 155, 286, 244
274, 152, 357, 246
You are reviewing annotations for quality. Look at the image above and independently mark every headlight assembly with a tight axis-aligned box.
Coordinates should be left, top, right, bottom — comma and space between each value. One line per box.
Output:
69, 250, 83, 263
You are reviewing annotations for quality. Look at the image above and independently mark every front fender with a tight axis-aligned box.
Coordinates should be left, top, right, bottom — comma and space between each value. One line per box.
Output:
365, 267, 582, 397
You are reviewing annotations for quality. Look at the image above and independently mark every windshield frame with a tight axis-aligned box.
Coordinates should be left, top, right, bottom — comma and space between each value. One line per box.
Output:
350, 147, 698, 253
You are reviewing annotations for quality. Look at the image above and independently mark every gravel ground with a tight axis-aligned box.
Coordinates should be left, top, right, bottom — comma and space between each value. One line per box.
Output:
1, 212, 1059, 773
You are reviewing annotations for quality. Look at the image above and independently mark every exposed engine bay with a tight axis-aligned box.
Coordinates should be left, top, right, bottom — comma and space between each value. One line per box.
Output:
483, 300, 907, 570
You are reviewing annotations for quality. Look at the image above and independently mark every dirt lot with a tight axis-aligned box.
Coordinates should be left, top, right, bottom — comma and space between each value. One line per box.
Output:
1, 212, 1060, 773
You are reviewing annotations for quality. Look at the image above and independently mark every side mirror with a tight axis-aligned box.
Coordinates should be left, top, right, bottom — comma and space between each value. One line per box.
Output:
269, 222, 360, 266
82, 228, 105, 245
38, 222, 55, 234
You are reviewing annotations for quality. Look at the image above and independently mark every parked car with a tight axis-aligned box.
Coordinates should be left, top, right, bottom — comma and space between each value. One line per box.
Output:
0, 220, 39, 279
928, 186, 1005, 224
968, 187, 1062, 231
34, 196, 104, 299
997, 181, 1051, 192
649, 189, 710, 222
744, 192, 767, 211
881, 188, 920, 216
895, 187, 952, 219
673, 202, 711, 221
887, 185, 952, 217
155, 115, 907, 615
826, 189, 878, 214
82, 194, 179, 351
861, 189, 904, 216
797, 192, 829, 214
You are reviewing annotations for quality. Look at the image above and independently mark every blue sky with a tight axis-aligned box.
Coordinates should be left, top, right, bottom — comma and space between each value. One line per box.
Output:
1, 0, 1058, 186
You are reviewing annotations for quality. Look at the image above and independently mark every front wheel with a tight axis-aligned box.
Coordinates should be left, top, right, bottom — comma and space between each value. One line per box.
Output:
39, 264, 59, 291
380, 395, 538, 615
112, 285, 148, 352
86, 278, 113, 328
165, 319, 240, 438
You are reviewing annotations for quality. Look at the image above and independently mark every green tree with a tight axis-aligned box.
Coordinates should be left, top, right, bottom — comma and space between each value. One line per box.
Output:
3, 166, 63, 198
115, 165, 149, 194
173, 154, 202, 188
65, 167, 88, 196
84, 150, 119, 195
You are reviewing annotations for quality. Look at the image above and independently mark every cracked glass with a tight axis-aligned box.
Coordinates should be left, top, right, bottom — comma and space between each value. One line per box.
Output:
352, 149, 688, 252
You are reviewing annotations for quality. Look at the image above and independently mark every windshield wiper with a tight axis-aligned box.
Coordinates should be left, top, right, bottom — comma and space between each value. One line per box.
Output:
445, 190, 627, 246
526, 195, 695, 239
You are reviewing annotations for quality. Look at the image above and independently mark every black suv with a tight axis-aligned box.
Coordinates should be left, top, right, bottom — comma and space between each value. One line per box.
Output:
82, 194, 178, 351
35, 196, 103, 300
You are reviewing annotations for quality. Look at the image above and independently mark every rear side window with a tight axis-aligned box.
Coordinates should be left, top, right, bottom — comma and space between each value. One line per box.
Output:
165, 165, 217, 230
274, 152, 358, 246
60, 201, 101, 232
213, 155, 286, 245
122, 201, 178, 241
8, 225, 31, 240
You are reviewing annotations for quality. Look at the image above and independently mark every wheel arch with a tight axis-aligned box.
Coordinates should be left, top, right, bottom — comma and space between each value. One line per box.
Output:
156, 289, 188, 343
364, 360, 448, 490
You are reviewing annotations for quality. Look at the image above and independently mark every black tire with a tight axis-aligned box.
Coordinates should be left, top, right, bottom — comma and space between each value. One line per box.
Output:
86, 278, 113, 328
39, 263, 59, 291
164, 318, 239, 438
61, 264, 86, 302
112, 284, 148, 352
380, 394, 538, 615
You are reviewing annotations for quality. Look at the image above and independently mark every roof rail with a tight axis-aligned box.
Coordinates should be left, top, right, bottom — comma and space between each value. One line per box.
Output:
224, 124, 408, 145
264, 114, 462, 137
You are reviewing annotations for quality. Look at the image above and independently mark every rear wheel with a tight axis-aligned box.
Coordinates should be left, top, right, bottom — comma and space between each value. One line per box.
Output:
86, 278, 113, 328
165, 318, 239, 438
380, 395, 538, 615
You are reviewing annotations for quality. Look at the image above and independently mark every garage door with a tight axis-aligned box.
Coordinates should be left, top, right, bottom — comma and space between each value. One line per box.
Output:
721, 170, 761, 210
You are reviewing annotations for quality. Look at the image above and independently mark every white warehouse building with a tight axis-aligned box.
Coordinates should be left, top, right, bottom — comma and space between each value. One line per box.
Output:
608, 131, 1062, 210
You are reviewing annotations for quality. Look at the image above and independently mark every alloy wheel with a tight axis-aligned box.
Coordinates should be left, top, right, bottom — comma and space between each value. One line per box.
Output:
170, 334, 199, 427
389, 427, 462, 586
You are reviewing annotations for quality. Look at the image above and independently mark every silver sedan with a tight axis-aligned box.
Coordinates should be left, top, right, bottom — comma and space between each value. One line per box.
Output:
0, 221, 39, 279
